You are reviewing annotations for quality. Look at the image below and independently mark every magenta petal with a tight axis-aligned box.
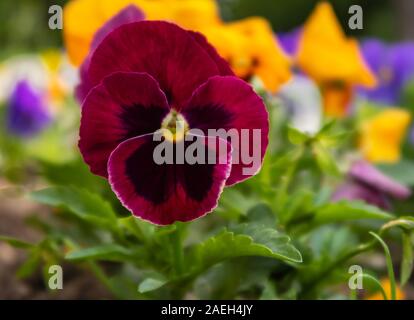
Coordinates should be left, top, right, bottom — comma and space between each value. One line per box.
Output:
350, 160, 412, 199
75, 5, 145, 103
182, 76, 269, 185
88, 21, 220, 108
108, 133, 232, 225
75, 60, 92, 103
79, 72, 169, 177
188, 31, 235, 76
91, 5, 144, 53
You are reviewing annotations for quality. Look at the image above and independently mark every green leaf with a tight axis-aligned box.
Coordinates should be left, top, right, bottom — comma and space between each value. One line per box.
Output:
318, 132, 351, 148
287, 126, 309, 145
259, 281, 278, 300
118, 217, 155, 242
401, 232, 413, 286
190, 225, 302, 272
17, 250, 41, 278
232, 224, 302, 263
308, 226, 357, 260
65, 244, 138, 262
138, 277, 168, 293
155, 224, 177, 238
217, 189, 258, 219
0, 236, 34, 249
31, 186, 117, 228
313, 143, 340, 177
246, 204, 275, 226
39, 159, 106, 193
281, 189, 314, 224
317, 120, 336, 135
312, 201, 393, 225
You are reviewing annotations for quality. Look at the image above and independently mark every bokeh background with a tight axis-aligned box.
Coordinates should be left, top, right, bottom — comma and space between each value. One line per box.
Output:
0, 0, 413, 57
0, 0, 414, 299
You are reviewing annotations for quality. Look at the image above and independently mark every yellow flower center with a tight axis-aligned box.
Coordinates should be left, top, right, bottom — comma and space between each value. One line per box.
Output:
161, 109, 189, 142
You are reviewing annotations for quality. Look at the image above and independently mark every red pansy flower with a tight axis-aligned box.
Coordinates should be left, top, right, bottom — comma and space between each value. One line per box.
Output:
79, 21, 269, 225
76, 5, 145, 102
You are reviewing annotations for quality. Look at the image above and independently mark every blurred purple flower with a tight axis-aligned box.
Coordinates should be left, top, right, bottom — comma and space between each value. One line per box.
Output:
6, 80, 51, 138
277, 28, 302, 57
358, 39, 414, 105
332, 160, 411, 210
333, 182, 391, 210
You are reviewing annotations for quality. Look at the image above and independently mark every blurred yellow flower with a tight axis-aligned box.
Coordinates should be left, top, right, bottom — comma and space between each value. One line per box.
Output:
64, 0, 290, 92
41, 49, 63, 73
201, 17, 291, 92
39, 50, 72, 110
297, 2, 376, 117
359, 108, 411, 163
63, 0, 220, 66
367, 278, 406, 300
161, 0, 221, 30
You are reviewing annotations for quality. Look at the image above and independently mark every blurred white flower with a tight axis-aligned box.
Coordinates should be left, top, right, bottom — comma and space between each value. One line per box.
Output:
0, 51, 78, 110
278, 74, 322, 135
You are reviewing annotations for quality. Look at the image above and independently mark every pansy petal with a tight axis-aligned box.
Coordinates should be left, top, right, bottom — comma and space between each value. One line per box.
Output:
87, 21, 220, 108
79, 72, 170, 177
75, 5, 145, 103
75, 59, 92, 104
188, 31, 235, 76
91, 5, 144, 53
108, 133, 232, 225
63, 0, 134, 66
182, 76, 269, 185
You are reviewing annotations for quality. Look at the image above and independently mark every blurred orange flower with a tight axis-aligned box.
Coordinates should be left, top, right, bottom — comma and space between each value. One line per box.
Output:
297, 2, 377, 117
359, 108, 411, 163
63, 0, 291, 92
367, 278, 406, 300
63, 0, 220, 66
201, 17, 291, 92
40, 50, 69, 110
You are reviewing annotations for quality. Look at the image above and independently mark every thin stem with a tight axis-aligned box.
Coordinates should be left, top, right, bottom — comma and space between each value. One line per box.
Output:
171, 223, 184, 277
299, 223, 400, 299
349, 288, 357, 300
369, 232, 397, 300
300, 240, 375, 298
361, 273, 388, 300
87, 261, 124, 299
275, 147, 303, 219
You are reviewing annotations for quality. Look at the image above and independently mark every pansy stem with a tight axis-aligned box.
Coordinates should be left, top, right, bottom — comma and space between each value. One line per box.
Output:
87, 261, 125, 299
370, 232, 397, 300
171, 223, 185, 276
275, 147, 304, 221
